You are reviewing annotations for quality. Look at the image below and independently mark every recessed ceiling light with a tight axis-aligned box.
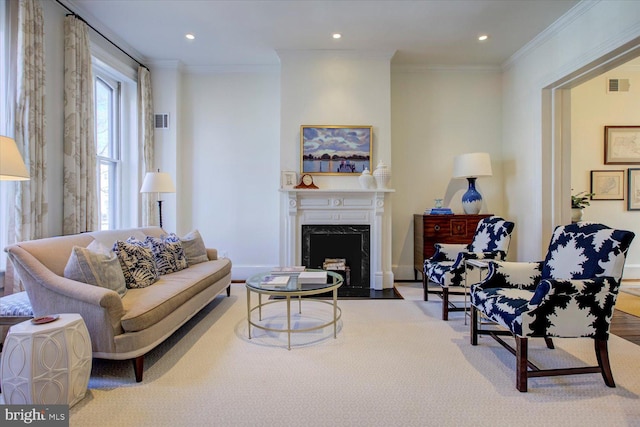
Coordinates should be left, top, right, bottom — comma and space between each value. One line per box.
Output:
478, 34, 488, 41
332, 33, 342, 39
185, 33, 195, 40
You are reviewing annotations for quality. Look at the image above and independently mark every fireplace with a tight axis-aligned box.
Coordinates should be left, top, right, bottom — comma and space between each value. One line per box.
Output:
302, 225, 370, 288
280, 189, 394, 290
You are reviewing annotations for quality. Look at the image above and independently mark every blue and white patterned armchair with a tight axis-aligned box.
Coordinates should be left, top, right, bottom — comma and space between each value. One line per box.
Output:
470, 222, 635, 392
423, 216, 514, 320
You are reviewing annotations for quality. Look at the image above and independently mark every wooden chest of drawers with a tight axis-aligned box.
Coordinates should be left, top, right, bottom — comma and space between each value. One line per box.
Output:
413, 214, 492, 277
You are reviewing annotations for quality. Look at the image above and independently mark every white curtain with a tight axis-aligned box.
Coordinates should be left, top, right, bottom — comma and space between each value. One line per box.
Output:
138, 65, 155, 227
63, 15, 98, 234
5, 0, 47, 295
13, 0, 47, 244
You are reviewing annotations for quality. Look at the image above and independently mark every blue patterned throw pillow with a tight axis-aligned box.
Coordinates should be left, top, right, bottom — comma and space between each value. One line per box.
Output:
113, 240, 158, 288
145, 235, 188, 275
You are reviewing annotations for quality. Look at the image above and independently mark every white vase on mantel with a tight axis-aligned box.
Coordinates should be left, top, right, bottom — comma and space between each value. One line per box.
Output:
359, 167, 375, 189
373, 160, 391, 189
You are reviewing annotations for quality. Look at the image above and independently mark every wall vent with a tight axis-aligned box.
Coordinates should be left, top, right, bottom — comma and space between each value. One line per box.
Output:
154, 113, 169, 129
607, 78, 630, 93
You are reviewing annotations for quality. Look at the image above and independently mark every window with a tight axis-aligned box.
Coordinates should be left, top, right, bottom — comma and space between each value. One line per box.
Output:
94, 68, 121, 230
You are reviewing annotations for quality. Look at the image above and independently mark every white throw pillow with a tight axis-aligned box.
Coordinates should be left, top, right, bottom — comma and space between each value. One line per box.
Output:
64, 245, 128, 297
177, 230, 208, 266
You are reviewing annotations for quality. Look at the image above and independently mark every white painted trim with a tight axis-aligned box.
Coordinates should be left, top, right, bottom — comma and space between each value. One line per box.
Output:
276, 49, 396, 62
280, 189, 395, 290
391, 64, 500, 73
184, 64, 281, 74
502, 0, 598, 71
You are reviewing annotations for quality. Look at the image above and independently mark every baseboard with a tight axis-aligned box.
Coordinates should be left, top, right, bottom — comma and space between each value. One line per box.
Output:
623, 264, 640, 280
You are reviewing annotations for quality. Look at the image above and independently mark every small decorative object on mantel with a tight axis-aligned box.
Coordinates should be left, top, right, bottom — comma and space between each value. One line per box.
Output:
358, 167, 375, 189
373, 160, 391, 189
294, 173, 318, 189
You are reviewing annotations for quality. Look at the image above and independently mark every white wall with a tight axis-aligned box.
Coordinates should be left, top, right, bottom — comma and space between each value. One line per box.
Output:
571, 62, 640, 276
391, 67, 504, 279
502, 1, 640, 268
278, 51, 393, 189
179, 70, 281, 278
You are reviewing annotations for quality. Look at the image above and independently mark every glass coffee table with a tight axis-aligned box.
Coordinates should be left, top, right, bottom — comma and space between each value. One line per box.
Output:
245, 270, 343, 350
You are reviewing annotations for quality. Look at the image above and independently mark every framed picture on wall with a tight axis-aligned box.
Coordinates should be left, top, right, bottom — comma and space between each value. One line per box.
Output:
590, 170, 625, 200
604, 126, 640, 164
300, 125, 372, 175
628, 168, 640, 211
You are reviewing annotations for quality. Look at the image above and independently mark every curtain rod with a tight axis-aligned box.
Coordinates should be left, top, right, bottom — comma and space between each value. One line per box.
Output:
54, 0, 149, 71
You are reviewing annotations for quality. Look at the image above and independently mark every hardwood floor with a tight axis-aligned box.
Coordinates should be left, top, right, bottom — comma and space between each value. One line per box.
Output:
611, 309, 640, 346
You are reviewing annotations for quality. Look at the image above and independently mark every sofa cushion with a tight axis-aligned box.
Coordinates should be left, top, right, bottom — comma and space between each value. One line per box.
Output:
119, 258, 232, 332
113, 240, 159, 289
176, 230, 209, 266
64, 244, 128, 297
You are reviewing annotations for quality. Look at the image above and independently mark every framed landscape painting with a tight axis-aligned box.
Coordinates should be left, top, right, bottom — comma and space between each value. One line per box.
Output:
604, 126, 640, 164
300, 125, 372, 175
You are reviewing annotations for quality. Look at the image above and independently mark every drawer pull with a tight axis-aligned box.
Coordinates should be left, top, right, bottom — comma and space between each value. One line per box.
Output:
434, 225, 441, 231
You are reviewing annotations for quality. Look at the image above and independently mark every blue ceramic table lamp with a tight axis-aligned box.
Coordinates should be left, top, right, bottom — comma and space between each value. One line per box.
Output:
452, 152, 492, 214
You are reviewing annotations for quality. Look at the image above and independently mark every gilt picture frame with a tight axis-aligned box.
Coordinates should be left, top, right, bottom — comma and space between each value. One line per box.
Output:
604, 126, 640, 164
628, 168, 640, 211
590, 170, 624, 201
300, 125, 372, 175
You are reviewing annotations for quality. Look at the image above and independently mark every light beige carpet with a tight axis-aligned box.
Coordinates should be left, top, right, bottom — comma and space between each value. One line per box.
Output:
5, 283, 640, 426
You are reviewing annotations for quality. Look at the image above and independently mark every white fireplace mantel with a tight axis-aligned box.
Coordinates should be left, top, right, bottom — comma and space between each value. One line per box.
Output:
280, 188, 394, 290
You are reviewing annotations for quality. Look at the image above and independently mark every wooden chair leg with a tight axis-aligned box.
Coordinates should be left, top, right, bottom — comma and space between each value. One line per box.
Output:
515, 336, 528, 392
226, 285, 231, 297
544, 337, 554, 349
423, 274, 429, 301
441, 286, 449, 320
133, 355, 144, 382
595, 338, 615, 387
470, 305, 478, 345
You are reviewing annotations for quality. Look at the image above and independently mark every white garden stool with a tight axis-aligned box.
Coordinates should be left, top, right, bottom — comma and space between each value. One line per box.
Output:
0, 313, 92, 407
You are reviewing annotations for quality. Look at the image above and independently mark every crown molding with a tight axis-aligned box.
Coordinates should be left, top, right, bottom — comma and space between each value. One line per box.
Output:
276, 49, 396, 62
184, 64, 281, 74
391, 64, 501, 73
502, 0, 597, 71
147, 60, 184, 71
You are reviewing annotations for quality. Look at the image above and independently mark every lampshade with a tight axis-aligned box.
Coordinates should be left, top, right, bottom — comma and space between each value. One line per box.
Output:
0, 136, 30, 181
452, 152, 492, 179
140, 171, 176, 194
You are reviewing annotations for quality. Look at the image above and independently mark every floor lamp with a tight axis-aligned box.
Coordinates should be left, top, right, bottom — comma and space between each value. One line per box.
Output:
140, 170, 176, 228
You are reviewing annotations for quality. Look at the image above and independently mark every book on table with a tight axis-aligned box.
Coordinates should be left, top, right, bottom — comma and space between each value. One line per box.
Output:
260, 275, 291, 287
297, 271, 328, 284
425, 208, 453, 215
270, 266, 306, 275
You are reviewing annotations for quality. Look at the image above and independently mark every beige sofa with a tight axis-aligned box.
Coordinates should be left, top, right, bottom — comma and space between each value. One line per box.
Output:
5, 227, 232, 382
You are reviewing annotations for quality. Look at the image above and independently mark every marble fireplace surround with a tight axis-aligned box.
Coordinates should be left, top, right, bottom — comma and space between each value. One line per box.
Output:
281, 189, 394, 290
